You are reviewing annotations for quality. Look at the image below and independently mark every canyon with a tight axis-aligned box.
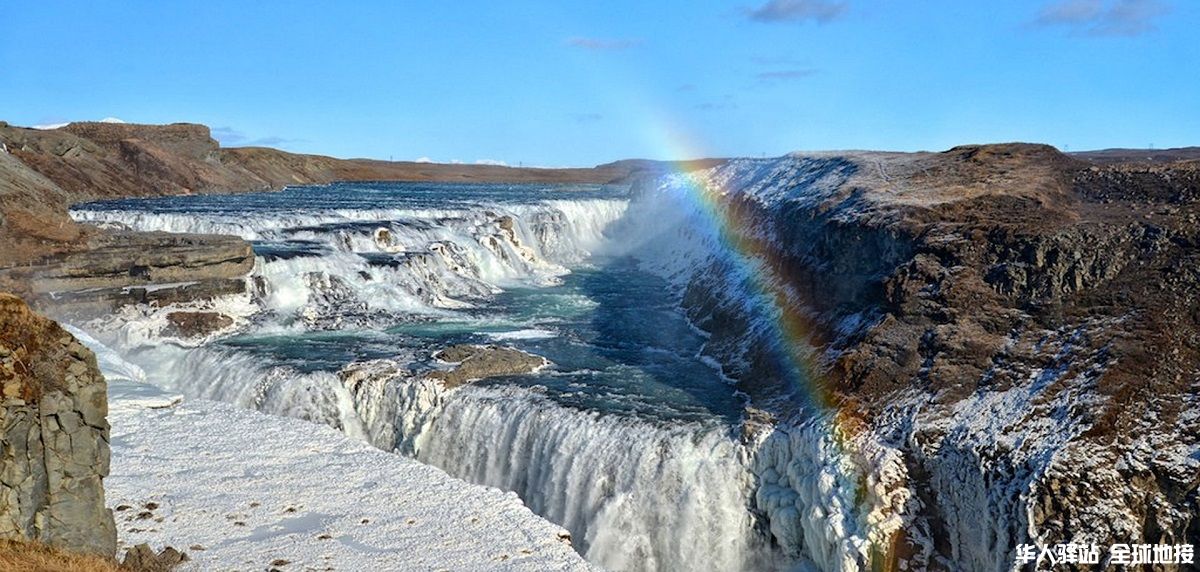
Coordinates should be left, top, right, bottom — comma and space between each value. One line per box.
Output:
1, 121, 1198, 570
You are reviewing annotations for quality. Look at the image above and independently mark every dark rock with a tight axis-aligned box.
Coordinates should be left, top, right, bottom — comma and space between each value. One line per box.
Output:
164, 311, 234, 339
121, 543, 187, 572
426, 344, 550, 388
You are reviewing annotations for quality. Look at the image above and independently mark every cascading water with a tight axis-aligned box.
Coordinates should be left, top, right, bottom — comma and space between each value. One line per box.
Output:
415, 388, 777, 572
69, 181, 808, 572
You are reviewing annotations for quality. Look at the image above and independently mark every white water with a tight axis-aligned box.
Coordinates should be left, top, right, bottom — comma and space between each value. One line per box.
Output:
419, 387, 777, 572
127, 343, 369, 441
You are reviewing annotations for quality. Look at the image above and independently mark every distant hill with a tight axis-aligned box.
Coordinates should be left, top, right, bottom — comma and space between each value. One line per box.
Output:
1071, 146, 1200, 165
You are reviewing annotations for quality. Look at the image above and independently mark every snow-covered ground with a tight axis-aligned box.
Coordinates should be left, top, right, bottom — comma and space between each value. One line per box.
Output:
76, 327, 592, 571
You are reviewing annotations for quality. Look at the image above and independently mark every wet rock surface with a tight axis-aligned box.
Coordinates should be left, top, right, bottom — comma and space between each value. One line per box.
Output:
162, 311, 234, 339
0, 294, 116, 556
426, 344, 550, 388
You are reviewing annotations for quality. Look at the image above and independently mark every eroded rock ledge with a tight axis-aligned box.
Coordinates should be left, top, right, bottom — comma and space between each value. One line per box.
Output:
3, 232, 254, 321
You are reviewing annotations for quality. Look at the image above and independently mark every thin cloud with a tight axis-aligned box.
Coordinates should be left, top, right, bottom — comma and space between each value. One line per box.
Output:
566, 37, 643, 51
475, 159, 508, 166
696, 95, 738, 111
751, 55, 807, 65
756, 69, 818, 82
243, 136, 294, 147
32, 116, 127, 130
1032, 0, 1170, 36
211, 126, 298, 148
210, 126, 246, 144
744, 0, 847, 24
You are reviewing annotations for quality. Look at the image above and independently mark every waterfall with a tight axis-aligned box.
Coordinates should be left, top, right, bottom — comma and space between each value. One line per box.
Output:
422, 387, 779, 572
339, 359, 789, 572
74, 195, 628, 324
129, 344, 370, 441
71, 181, 836, 571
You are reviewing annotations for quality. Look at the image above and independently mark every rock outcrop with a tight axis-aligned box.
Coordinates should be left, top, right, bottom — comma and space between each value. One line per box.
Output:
4, 231, 255, 322
0, 294, 116, 556
427, 344, 550, 388
121, 543, 188, 572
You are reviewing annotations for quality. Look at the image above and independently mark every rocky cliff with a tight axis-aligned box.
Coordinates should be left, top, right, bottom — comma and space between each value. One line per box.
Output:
624, 144, 1200, 570
0, 294, 116, 556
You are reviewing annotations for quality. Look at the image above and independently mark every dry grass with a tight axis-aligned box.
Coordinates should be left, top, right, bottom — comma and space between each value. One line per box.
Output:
0, 540, 122, 572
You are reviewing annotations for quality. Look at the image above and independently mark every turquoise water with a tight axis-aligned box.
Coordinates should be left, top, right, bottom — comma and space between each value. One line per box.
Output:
219, 258, 744, 424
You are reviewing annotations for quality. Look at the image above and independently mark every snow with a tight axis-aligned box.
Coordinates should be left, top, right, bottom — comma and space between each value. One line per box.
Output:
30, 117, 126, 129
92, 351, 592, 570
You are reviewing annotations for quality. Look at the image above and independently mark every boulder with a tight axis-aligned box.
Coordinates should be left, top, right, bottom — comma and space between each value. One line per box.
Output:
121, 543, 188, 572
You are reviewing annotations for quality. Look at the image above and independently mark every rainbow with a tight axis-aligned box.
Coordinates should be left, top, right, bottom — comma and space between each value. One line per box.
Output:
649, 124, 900, 568
648, 124, 847, 414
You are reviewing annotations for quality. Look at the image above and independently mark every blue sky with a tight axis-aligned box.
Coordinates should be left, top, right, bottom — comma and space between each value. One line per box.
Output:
2, 1, 1196, 165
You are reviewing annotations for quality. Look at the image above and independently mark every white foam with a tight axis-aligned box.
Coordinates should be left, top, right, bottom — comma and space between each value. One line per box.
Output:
73, 199, 628, 324
487, 328, 558, 341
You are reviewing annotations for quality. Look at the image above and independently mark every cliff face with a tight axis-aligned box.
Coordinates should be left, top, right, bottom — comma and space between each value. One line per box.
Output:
626, 145, 1200, 569
0, 294, 116, 556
